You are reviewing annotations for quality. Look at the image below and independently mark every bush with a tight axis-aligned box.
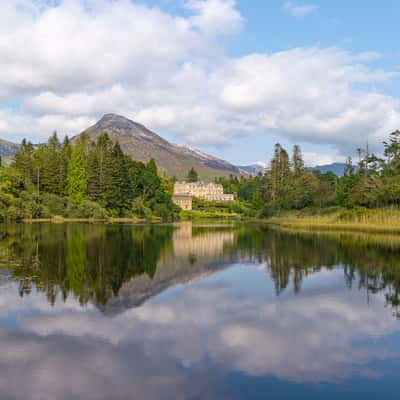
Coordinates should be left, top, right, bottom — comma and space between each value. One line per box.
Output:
40, 193, 67, 217
66, 200, 108, 219
132, 197, 153, 219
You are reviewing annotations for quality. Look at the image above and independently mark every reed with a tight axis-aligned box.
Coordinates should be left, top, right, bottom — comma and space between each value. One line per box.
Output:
267, 207, 400, 234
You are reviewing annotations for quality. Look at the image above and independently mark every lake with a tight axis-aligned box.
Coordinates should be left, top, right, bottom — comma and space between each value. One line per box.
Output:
0, 222, 400, 399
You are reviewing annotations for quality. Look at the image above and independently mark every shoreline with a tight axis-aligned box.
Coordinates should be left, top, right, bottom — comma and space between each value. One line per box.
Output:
20, 216, 161, 224
266, 217, 400, 234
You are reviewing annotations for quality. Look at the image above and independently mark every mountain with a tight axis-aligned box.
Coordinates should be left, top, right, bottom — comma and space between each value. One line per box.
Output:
312, 162, 348, 176
0, 139, 19, 158
80, 114, 242, 179
237, 162, 266, 175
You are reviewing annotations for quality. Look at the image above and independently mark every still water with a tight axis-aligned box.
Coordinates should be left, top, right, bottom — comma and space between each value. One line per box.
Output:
0, 222, 400, 399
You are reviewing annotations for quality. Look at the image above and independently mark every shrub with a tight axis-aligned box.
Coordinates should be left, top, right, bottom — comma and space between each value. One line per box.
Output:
40, 193, 67, 217
66, 200, 108, 219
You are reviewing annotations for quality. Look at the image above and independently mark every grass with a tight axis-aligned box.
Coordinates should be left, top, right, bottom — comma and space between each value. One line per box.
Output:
267, 207, 400, 234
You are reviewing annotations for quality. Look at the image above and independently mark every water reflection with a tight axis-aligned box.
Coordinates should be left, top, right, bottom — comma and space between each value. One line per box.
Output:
0, 223, 400, 399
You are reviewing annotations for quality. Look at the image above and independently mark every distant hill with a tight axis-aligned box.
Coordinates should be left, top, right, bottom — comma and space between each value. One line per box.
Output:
237, 163, 266, 175
79, 114, 242, 180
312, 162, 348, 176
0, 139, 19, 158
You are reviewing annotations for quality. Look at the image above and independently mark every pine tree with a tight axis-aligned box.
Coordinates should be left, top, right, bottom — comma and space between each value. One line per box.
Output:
40, 132, 62, 194
106, 142, 132, 214
94, 133, 114, 205
141, 159, 161, 201
86, 146, 101, 202
292, 145, 305, 176
187, 167, 199, 182
67, 138, 87, 203
13, 139, 35, 185
59, 136, 71, 196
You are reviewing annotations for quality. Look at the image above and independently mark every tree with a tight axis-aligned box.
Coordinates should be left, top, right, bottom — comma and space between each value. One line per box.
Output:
105, 142, 133, 215
292, 145, 305, 176
187, 167, 199, 182
67, 138, 87, 203
13, 139, 35, 185
86, 145, 101, 202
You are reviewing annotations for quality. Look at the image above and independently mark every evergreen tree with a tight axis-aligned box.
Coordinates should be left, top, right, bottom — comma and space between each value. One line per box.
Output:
39, 132, 62, 194
59, 136, 71, 196
86, 145, 101, 202
106, 142, 132, 215
141, 159, 161, 201
292, 145, 305, 176
94, 133, 114, 205
67, 138, 87, 203
13, 139, 35, 185
187, 167, 199, 182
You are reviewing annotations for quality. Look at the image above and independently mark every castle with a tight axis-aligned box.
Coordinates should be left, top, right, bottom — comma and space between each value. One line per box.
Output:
172, 181, 234, 210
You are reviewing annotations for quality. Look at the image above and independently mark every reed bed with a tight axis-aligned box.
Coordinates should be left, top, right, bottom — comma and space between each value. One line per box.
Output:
267, 208, 400, 234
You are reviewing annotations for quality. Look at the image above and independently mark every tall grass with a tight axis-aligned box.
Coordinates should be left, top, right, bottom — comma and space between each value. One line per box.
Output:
267, 207, 400, 234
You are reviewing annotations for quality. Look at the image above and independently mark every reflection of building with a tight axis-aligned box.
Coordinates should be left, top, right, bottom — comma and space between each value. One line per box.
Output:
102, 223, 235, 315
173, 181, 234, 210
172, 223, 234, 259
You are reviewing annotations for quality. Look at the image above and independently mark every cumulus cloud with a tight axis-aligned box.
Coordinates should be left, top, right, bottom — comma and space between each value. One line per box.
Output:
185, 0, 243, 34
0, 0, 399, 156
283, 1, 317, 17
213, 48, 400, 152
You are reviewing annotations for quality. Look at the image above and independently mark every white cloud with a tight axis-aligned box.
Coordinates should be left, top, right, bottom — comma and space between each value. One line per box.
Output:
213, 48, 400, 152
0, 0, 399, 157
303, 151, 346, 167
283, 1, 317, 17
185, 0, 243, 34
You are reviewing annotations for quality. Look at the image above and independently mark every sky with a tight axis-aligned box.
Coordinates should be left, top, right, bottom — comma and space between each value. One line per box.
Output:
0, 0, 399, 166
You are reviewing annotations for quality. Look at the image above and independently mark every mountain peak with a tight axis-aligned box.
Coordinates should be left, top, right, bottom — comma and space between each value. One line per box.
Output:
81, 114, 241, 179
100, 113, 131, 121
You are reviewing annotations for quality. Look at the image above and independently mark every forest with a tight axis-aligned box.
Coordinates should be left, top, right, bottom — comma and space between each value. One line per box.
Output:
0, 132, 177, 221
217, 130, 400, 217
1, 130, 400, 221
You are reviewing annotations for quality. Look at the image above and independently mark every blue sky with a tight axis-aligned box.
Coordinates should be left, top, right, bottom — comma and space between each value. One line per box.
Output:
0, 0, 399, 166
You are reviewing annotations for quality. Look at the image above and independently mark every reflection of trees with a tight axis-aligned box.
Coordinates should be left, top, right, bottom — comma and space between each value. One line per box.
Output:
232, 226, 400, 316
0, 223, 173, 306
1, 223, 400, 315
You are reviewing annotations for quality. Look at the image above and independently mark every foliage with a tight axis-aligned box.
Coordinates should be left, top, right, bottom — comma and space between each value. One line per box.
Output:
187, 167, 199, 182
218, 130, 400, 217
2, 133, 176, 220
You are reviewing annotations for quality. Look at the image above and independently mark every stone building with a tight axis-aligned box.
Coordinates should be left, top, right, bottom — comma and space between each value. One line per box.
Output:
173, 181, 234, 210
172, 194, 192, 211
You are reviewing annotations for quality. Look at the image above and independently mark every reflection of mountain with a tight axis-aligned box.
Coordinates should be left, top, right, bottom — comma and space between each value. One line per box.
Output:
101, 223, 236, 315
2, 224, 400, 399
1, 223, 400, 316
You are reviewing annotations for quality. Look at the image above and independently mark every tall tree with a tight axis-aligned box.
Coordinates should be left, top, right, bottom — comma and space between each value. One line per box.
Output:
106, 142, 132, 214
13, 139, 35, 185
187, 167, 199, 182
67, 138, 87, 203
292, 144, 305, 176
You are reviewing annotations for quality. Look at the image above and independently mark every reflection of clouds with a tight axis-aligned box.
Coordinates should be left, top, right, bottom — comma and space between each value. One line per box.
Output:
211, 292, 399, 381
0, 268, 400, 398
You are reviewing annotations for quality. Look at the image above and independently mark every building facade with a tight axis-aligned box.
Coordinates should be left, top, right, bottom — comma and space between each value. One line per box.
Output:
172, 194, 193, 211
173, 181, 234, 208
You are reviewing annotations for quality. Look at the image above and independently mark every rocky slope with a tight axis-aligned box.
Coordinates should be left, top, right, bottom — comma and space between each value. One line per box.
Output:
80, 114, 242, 179
0, 139, 19, 158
